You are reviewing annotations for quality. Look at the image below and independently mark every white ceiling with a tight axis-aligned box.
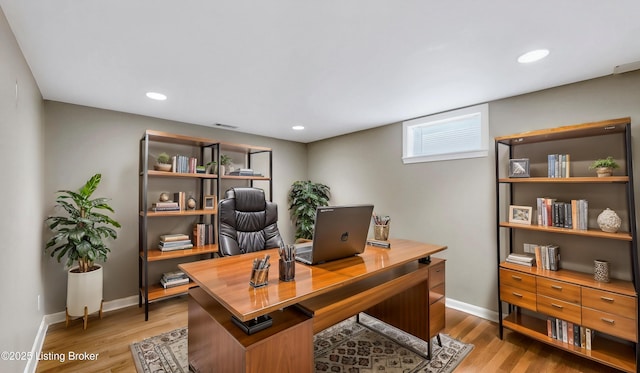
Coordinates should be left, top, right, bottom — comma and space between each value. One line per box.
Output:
2, 1, 640, 143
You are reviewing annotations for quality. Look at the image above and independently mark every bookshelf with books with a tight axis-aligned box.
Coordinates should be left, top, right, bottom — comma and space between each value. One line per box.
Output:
138, 130, 273, 320
495, 118, 638, 372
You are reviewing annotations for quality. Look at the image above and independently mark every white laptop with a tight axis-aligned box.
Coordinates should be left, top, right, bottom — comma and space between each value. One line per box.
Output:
295, 204, 374, 265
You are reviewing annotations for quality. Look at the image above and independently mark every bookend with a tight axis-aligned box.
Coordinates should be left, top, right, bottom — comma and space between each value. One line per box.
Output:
231, 314, 273, 335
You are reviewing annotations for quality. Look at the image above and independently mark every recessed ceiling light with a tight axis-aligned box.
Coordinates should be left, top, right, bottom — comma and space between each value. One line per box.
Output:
517, 49, 550, 64
292, 125, 305, 131
146, 92, 167, 101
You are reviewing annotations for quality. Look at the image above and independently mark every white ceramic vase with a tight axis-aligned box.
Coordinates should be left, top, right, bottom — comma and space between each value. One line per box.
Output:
597, 208, 621, 233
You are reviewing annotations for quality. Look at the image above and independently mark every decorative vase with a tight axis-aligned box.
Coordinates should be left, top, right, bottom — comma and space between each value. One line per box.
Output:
154, 163, 172, 172
597, 208, 621, 233
594, 260, 610, 282
595, 167, 613, 177
67, 265, 103, 329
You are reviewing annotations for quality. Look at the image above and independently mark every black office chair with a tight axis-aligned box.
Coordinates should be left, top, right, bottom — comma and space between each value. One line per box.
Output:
218, 187, 283, 256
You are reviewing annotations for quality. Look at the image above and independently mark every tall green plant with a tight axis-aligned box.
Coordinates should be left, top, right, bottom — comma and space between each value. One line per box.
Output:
288, 180, 330, 240
45, 174, 121, 272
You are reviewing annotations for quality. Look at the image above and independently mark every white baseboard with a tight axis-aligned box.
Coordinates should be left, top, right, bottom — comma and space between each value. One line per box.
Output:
25, 295, 139, 373
446, 297, 499, 323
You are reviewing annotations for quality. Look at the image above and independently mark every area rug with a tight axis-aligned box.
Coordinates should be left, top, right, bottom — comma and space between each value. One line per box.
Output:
131, 314, 473, 373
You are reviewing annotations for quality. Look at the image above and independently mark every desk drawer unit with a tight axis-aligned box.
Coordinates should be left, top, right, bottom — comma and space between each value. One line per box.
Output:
537, 278, 581, 304
429, 262, 446, 336
582, 287, 637, 342
537, 294, 581, 324
500, 269, 536, 293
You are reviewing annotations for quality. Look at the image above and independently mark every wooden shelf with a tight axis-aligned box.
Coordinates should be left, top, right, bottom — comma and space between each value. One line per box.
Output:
500, 262, 636, 296
145, 129, 218, 147
499, 176, 628, 184
499, 222, 632, 241
141, 244, 218, 262
495, 118, 630, 145
140, 208, 217, 217
141, 283, 196, 302
145, 170, 219, 179
502, 312, 636, 373
221, 175, 270, 181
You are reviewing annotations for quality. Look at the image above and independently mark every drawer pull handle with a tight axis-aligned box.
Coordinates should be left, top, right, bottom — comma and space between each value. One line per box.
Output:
512, 292, 523, 298
551, 285, 563, 290
551, 303, 564, 309
600, 296, 614, 302
601, 318, 615, 325
511, 275, 522, 281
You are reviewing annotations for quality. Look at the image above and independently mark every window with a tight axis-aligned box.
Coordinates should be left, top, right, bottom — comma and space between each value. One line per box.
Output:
402, 103, 489, 164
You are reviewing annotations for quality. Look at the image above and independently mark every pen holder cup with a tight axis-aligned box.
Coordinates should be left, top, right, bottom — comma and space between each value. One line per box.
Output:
250, 267, 269, 288
279, 259, 295, 282
374, 225, 389, 241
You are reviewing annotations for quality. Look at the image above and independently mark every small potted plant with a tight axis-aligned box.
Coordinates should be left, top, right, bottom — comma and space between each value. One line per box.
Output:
589, 156, 620, 177
45, 174, 121, 329
205, 161, 218, 174
219, 154, 232, 175
154, 152, 172, 172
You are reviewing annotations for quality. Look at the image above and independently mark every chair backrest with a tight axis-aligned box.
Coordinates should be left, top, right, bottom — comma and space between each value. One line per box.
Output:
218, 187, 283, 256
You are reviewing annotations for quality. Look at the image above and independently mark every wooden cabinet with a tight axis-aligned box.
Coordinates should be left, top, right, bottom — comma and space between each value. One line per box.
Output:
138, 130, 273, 320
495, 118, 639, 372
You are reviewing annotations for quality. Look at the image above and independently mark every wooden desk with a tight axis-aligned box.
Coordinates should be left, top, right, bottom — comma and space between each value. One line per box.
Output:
180, 238, 447, 373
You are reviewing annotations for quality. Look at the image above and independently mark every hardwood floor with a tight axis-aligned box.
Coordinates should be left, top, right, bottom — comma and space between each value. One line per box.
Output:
36, 297, 623, 372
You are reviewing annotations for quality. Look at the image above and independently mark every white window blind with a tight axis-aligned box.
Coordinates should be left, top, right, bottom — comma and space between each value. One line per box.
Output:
402, 104, 488, 164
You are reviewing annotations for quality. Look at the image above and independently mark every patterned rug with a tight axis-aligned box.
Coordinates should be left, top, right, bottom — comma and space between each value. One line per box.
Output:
130, 314, 473, 373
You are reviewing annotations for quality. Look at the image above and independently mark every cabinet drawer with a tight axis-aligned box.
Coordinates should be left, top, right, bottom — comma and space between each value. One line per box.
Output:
500, 284, 536, 311
582, 288, 637, 319
537, 295, 581, 324
537, 278, 580, 304
429, 297, 445, 337
430, 262, 445, 288
582, 307, 637, 342
429, 283, 445, 305
500, 269, 536, 293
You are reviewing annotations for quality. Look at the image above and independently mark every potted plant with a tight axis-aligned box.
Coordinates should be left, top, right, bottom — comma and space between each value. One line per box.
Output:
589, 156, 620, 177
219, 154, 232, 175
288, 180, 330, 240
45, 174, 121, 329
205, 160, 218, 174
154, 152, 172, 171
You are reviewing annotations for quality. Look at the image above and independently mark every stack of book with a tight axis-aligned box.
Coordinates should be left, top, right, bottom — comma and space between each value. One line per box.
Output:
536, 197, 588, 230
547, 317, 595, 350
160, 270, 189, 288
531, 244, 560, 270
505, 253, 535, 267
547, 154, 571, 177
158, 233, 193, 251
228, 168, 263, 177
192, 223, 215, 246
171, 155, 198, 174
151, 201, 180, 212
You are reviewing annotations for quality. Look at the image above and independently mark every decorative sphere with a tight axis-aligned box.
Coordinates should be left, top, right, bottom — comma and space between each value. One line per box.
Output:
597, 208, 621, 233
159, 192, 170, 202
187, 198, 197, 209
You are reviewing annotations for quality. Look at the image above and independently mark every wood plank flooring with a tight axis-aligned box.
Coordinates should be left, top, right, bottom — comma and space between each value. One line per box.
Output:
36, 297, 623, 372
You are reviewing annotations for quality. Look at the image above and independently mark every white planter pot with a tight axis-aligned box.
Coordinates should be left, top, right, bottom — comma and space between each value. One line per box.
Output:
67, 265, 103, 328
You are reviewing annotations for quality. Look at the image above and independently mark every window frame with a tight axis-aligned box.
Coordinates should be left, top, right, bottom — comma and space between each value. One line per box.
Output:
402, 103, 489, 164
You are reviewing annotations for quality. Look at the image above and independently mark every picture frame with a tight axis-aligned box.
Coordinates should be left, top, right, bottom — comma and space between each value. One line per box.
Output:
509, 205, 533, 225
203, 195, 217, 210
509, 158, 530, 178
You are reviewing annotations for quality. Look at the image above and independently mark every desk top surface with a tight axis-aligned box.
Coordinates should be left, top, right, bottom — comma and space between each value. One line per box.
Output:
179, 238, 446, 321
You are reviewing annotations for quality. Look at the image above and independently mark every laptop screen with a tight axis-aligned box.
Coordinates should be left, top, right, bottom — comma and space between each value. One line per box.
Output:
296, 204, 374, 265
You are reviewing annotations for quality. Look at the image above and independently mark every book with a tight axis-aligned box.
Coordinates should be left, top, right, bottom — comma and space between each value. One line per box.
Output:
367, 239, 391, 248
159, 239, 193, 247
160, 233, 190, 242
158, 243, 193, 251
160, 277, 189, 288
161, 270, 187, 281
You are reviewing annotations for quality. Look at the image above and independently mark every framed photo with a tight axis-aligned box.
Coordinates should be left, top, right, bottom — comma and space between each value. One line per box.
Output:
203, 195, 217, 210
509, 205, 533, 225
509, 158, 530, 178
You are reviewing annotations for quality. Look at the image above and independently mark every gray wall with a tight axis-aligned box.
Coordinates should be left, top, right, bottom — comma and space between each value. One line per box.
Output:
0, 7, 45, 372
308, 70, 640, 312
42, 101, 308, 313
